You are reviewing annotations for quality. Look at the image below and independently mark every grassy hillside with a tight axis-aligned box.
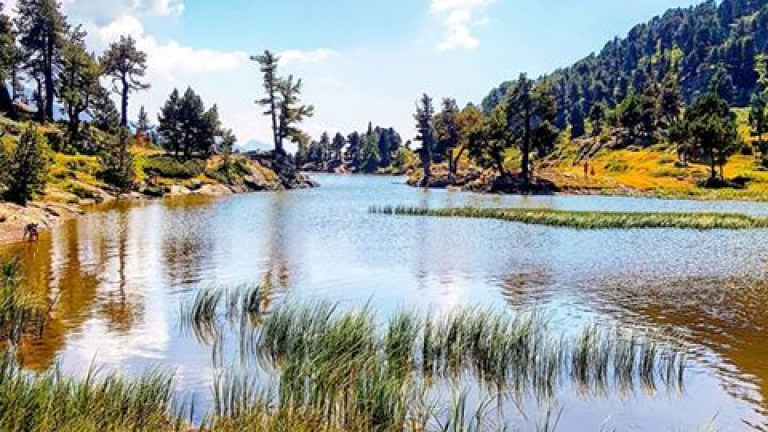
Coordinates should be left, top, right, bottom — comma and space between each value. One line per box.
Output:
0, 117, 283, 207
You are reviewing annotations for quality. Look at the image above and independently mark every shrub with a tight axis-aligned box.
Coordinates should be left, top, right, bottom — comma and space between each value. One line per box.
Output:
142, 156, 205, 179
651, 168, 687, 178
100, 128, 135, 192
3, 124, 50, 206
604, 160, 629, 173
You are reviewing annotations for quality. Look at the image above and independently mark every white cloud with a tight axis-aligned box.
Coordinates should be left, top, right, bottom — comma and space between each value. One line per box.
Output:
61, 0, 183, 25
279, 49, 339, 66
430, 0, 498, 51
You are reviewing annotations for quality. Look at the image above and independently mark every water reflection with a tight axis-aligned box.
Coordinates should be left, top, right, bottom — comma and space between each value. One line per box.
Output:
2, 174, 768, 430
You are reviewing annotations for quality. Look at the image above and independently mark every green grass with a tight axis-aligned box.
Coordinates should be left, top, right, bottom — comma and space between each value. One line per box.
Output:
0, 268, 692, 432
370, 205, 768, 230
179, 289, 687, 431
0, 259, 43, 346
138, 156, 206, 179
0, 354, 184, 432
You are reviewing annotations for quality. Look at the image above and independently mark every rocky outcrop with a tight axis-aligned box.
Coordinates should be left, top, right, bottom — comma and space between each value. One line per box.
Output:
0, 201, 83, 244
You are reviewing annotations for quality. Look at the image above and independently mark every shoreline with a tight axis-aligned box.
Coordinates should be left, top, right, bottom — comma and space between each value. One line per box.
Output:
0, 173, 316, 246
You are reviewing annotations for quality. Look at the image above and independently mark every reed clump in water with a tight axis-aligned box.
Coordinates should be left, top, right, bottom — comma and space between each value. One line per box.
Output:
179, 284, 264, 346
190, 298, 686, 431
370, 205, 768, 230
0, 353, 184, 432
0, 258, 44, 346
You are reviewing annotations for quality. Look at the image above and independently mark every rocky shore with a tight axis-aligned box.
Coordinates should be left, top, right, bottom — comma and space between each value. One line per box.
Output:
0, 158, 316, 245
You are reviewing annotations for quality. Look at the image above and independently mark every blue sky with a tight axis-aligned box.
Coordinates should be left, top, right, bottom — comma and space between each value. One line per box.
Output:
18, 0, 702, 147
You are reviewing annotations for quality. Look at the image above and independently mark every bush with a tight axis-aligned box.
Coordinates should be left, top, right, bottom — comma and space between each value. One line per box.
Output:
100, 128, 135, 192
142, 156, 205, 179
651, 168, 687, 178
3, 124, 50, 206
205, 157, 252, 185
604, 160, 629, 173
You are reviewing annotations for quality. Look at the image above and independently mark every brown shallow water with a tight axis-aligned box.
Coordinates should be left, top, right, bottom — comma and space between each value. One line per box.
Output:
3, 174, 768, 431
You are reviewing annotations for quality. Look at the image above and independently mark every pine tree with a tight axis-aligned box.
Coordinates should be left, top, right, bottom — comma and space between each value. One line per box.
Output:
331, 133, 346, 164
276, 75, 313, 149
252, 50, 281, 154
101, 35, 150, 127
158, 87, 220, 158
219, 128, 236, 177
0, 2, 18, 119
361, 123, 381, 173
504, 74, 558, 185
617, 92, 642, 144
588, 102, 606, 137
435, 98, 461, 177
134, 106, 152, 134
685, 93, 737, 182
90, 85, 120, 133
4, 124, 50, 205
100, 127, 134, 193
466, 105, 509, 177
414, 94, 436, 187
16, 0, 68, 123
158, 89, 182, 156
750, 93, 768, 156
60, 26, 100, 146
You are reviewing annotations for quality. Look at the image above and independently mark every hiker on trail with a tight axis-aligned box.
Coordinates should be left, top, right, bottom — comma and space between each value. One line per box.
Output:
23, 223, 39, 242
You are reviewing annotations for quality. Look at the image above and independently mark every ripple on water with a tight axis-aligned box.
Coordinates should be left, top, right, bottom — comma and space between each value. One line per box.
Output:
2, 174, 768, 431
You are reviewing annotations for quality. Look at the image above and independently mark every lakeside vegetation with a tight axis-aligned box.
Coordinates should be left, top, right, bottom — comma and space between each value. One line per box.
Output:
370, 205, 768, 230
0, 259, 692, 431
380, 0, 768, 200
0, 1, 318, 229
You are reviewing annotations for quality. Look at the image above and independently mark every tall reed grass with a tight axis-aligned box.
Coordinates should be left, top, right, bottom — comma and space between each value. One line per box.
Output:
0, 258, 44, 346
180, 291, 687, 431
370, 205, 768, 230
0, 353, 185, 432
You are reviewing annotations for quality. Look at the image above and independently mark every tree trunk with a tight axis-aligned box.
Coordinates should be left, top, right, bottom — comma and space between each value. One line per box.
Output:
709, 150, 717, 181
521, 107, 532, 186
494, 152, 506, 178
121, 77, 129, 127
35, 78, 45, 123
44, 39, 55, 122
421, 159, 431, 188
450, 147, 465, 180
0, 83, 18, 120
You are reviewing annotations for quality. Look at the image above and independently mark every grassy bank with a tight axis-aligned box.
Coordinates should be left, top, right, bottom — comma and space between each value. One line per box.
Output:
370, 205, 768, 230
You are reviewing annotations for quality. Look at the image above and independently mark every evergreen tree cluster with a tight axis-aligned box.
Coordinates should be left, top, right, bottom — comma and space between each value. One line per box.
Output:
298, 124, 407, 174
415, 74, 560, 188
483, 0, 768, 138
0, 0, 152, 147
157, 87, 222, 159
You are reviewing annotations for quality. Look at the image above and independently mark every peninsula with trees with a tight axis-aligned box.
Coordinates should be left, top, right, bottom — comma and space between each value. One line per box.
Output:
0, 0, 314, 241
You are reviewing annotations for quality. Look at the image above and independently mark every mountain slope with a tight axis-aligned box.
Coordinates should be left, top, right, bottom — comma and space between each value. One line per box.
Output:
483, 0, 768, 132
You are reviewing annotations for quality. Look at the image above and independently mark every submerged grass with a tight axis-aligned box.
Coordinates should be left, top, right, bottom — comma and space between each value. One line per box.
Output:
0, 259, 44, 346
370, 205, 768, 230
180, 290, 688, 431
0, 258, 700, 431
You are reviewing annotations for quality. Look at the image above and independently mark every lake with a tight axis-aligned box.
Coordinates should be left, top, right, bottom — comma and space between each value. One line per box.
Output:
3, 174, 768, 431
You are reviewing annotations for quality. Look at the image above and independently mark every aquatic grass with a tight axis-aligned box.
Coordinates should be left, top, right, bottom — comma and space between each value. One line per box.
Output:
176, 292, 690, 431
0, 353, 184, 432
179, 284, 265, 345
0, 258, 44, 346
370, 205, 768, 230
239, 302, 686, 425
